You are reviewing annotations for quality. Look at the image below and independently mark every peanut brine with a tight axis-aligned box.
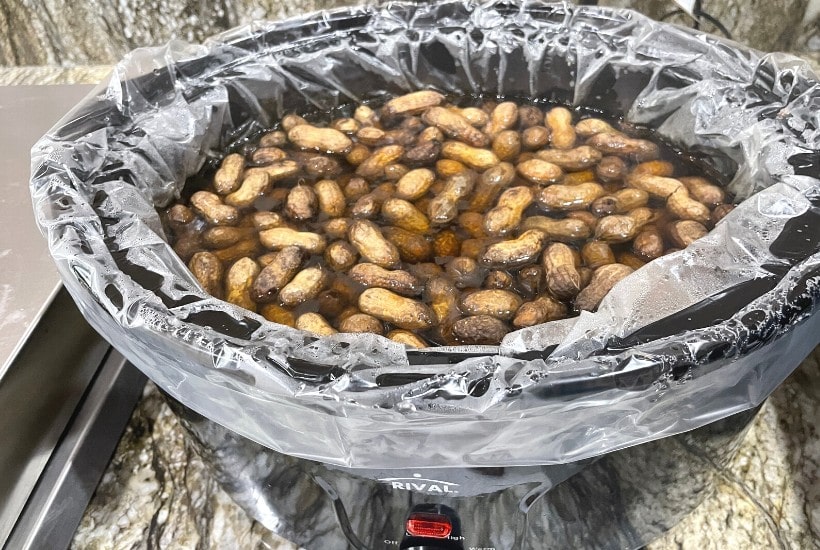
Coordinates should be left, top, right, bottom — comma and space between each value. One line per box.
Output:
164, 91, 735, 347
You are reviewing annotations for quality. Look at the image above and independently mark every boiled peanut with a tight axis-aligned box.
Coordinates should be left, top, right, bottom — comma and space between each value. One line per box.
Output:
331, 117, 360, 134
535, 146, 602, 171
224, 172, 271, 209
348, 220, 400, 268
520, 217, 591, 242
436, 159, 469, 178
587, 133, 659, 161
566, 210, 599, 230
304, 155, 342, 178
680, 176, 725, 208
483, 102, 518, 139
355, 126, 386, 146
445, 256, 483, 289
513, 295, 567, 328
422, 106, 489, 147
518, 105, 544, 129
517, 265, 545, 298
595, 156, 627, 182
459, 238, 486, 260
202, 226, 256, 249
281, 114, 308, 132
382, 90, 445, 117
575, 263, 634, 312
461, 289, 523, 320
168, 204, 195, 227
417, 126, 445, 144
288, 124, 352, 154
260, 303, 296, 327
441, 142, 499, 171
340, 313, 384, 335
433, 230, 462, 258
260, 227, 326, 253
352, 182, 394, 219
348, 263, 422, 296
296, 312, 337, 336
191, 191, 240, 226
383, 163, 409, 181
481, 230, 546, 268
224, 257, 260, 312
594, 207, 654, 243
214, 153, 245, 195
667, 188, 710, 224
457, 107, 489, 127
252, 147, 288, 165
358, 288, 435, 330
616, 251, 646, 270
404, 140, 441, 166
484, 270, 514, 289
316, 289, 349, 319
386, 330, 428, 348
279, 266, 328, 307
452, 315, 507, 345
458, 212, 487, 238
250, 245, 303, 302
251, 211, 285, 230
354, 105, 378, 126
382, 226, 433, 263
484, 186, 534, 236
543, 243, 581, 299
382, 198, 430, 233
668, 220, 708, 248
346, 143, 371, 166
343, 177, 370, 200
284, 184, 318, 220
517, 159, 563, 185
612, 188, 649, 212
428, 170, 476, 225
545, 107, 576, 149
581, 241, 615, 269
244, 159, 300, 183
409, 262, 444, 282
626, 173, 684, 199
575, 118, 618, 137
562, 169, 597, 186
426, 277, 459, 325
259, 130, 287, 147
632, 160, 674, 177
578, 267, 593, 288
492, 130, 522, 162
323, 218, 352, 240
189, 251, 224, 298
395, 168, 436, 200
313, 179, 346, 218
356, 145, 405, 181
324, 240, 359, 271
212, 238, 262, 263
632, 227, 665, 260
537, 182, 605, 211
467, 162, 516, 213
521, 126, 550, 150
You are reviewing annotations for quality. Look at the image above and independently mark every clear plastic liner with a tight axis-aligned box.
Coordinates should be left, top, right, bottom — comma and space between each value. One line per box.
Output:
30, 1, 820, 468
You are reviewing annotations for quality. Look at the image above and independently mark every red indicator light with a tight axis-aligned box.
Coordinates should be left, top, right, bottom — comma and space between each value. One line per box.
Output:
406, 513, 452, 538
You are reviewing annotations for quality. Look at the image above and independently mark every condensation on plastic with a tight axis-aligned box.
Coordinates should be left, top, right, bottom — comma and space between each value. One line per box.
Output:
30, 1, 820, 468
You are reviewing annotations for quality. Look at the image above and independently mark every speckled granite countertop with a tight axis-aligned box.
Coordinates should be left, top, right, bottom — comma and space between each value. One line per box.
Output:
3, 64, 818, 550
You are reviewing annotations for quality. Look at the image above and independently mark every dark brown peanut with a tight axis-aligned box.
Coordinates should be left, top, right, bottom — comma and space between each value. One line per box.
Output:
251, 245, 303, 302
595, 156, 627, 182
581, 241, 616, 269
445, 256, 483, 289
632, 227, 665, 260
467, 162, 516, 213
517, 265, 545, 298
484, 270, 514, 289
382, 226, 433, 263
518, 105, 543, 129
543, 243, 582, 299
189, 251, 224, 298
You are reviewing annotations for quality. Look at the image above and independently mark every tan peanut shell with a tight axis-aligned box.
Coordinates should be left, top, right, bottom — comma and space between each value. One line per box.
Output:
595, 156, 627, 182
259, 227, 326, 254
668, 220, 708, 248
667, 188, 710, 224
382, 90, 445, 117
189, 251, 224, 298
517, 159, 563, 185
484, 270, 514, 289
467, 162, 516, 213
287, 124, 353, 154
513, 295, 567, 328
711, 204, 735, 225
575, 118, 618, 137
460, 289, 523, 320
492, 130, 522, 161
279, 266, 328, 307
679, 176, 726, 208
429, 170, 476, 225
224, 171, 271, 208
537, 182, 605, 211
481, 230, 546, 268
284, 184, 318, 220
214, 153, 245, 195
331, 117, 360, 134
387, 330, 428, 348
626, 173, 683, 199
395, 168, 436, 200
202, 226, 255, 249
441, 141, 499, 171
244, 159, 300, 182
452, 315, 507, 345
581, 241, 616, 269
484, 186, 534, 236
521, 126, 550, 150
587, 133, 659, 161
358, 288, 435, 330
535, 146, 602, 171
252, 147, 288, 164
616, 251, 646, 271
191, 191, 239, 226
340, 313, 384, 335
356, 145, 405, 181
251, 211, 285, 230
382, 198, 431, 233
518, 105, 544, 128
348, 263, 422, 296
520, 217, 591, 242
168, 204, 195, 226
484, 102, 519, 139
352, 182, 395, 219
251, 245, 303, 302
324, 241, 359, 272
348, 220, 400, 268
545, 107, 576, 149
445, 256, 483, 288
322, 218, 352, 240
382, 226, 433, 263
281, 114, 308, 131
314, 179, 346, 218
212, 238, 262, 263
422, 106, 489, 147
259, 130, 287, 147
575, 263, 634, 312
543, 242, 582, 299
261, 303, 296, 327
632, 160, 674, 177
296, 312, 337, 336
224, 257, 260, 312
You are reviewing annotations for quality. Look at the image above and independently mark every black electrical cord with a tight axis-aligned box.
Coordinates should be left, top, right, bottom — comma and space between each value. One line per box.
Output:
660, 0, 733, 39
